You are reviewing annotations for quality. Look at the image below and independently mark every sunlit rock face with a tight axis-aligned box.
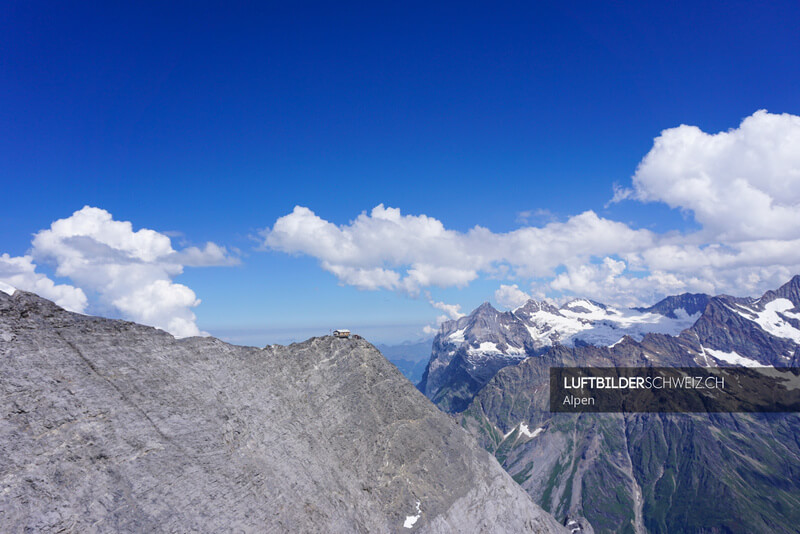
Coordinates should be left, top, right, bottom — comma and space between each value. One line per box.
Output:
0, 290, 564, 534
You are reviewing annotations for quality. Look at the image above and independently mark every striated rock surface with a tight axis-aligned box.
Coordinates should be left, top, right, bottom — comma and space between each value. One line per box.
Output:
0, 290, 565, 533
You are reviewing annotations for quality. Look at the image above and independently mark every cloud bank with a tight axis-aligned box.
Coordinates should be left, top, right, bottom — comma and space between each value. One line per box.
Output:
263, 205, 654, 294
262, 110, 800, 309
1, 206, 237, 338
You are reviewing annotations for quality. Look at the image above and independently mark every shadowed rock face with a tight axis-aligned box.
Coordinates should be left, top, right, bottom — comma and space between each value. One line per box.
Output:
0, 291, 565, 533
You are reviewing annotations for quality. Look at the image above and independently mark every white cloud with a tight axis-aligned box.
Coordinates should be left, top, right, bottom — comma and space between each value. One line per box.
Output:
21, 206, 237, 338
0, 253, 87, 312
516, 209, 557, 224
515, 210, 533, 224
262, 204, 654, 296
422, 310, 458, 337
321, 263, 401, 290
606, 183, 633, 207
112, 279, 201, 338
263, 110, 800, 311
631, 110, 800, 242
545, 258, 710, 308
420, 295, 464, 335
176, 242, 240, 267
428, 297, 465, 320
422, 324, 438, 336
263, 204, 483, 294
494, 284, 532, 310
550, 257, 626, 296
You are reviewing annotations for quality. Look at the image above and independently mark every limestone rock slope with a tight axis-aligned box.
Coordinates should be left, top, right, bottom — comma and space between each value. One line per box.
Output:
0, 290, 565, 533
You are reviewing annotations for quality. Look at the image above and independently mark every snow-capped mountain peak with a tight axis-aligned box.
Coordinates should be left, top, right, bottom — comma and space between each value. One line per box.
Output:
512, 297, 701, 350
420, 292, 706, 403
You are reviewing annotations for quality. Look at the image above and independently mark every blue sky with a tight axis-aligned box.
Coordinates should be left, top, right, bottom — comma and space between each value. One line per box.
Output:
2, 1, 800, 344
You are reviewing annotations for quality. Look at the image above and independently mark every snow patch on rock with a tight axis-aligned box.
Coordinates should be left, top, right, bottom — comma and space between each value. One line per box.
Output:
403, 501, 421, 529
736, 298, 800, 343
448, 328, 466, 343
0, 281, 16, 296
518, 423, 542, 439
703, 347, 762, 368
522, 304, 700, 348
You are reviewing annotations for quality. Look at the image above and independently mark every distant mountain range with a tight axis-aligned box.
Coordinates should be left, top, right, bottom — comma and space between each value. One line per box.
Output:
419, 276, 800, 533
419, 293, 708, 412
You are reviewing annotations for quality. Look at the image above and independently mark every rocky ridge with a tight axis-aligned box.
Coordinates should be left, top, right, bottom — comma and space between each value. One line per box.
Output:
0, 289, 565, 533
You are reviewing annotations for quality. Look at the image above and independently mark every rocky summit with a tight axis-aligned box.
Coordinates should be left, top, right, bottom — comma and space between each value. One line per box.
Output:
0, 290, 565, 533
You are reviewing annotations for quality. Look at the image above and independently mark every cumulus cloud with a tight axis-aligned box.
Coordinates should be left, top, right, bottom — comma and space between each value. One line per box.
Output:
422, 324, 438, 336
0, 253, 87, 312
260, 204, 662, 304
545, 258, 711, 307
494, 284, 532, 310
262, 204, 654, 296
428, 297, 465, 320
263, 110, 800, 309
419, 295, 465, 335
579, 109, 800, 301
13, 206, 238, 338
263, 204, 484, 293
631, 110, 800, 242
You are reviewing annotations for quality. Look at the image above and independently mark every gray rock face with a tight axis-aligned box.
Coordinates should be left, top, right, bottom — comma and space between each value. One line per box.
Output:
0, 290, 565, 533
633, 292, 710, 319
418, 303, 529, 412
691, 276, 800, 366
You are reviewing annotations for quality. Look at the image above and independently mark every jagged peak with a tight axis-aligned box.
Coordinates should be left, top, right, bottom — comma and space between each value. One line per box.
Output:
476, 301, 496, 311
635, 292, 711, 318
471, 301, 499, 316
777, 274, 800, 295
515, 298, 561, 315
755, 275, 800, 308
